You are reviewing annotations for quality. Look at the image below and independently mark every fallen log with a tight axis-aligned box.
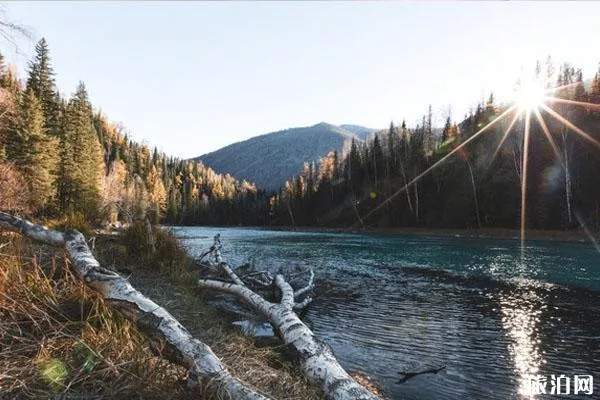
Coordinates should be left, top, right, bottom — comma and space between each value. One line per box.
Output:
0, 212, 269, 400
198, 235, 382, 400
397, 365, 446, 384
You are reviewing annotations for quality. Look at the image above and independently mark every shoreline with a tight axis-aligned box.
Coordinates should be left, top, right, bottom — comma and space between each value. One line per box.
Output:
261, 225, 600, 244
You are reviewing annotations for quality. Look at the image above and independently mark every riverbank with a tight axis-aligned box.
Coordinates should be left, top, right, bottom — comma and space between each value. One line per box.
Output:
174, 225, 600, 399
264, 224, 600, 243
0, 225, 321, 399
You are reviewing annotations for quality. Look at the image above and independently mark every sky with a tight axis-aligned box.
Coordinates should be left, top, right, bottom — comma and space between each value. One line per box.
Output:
2, 1, 600, 159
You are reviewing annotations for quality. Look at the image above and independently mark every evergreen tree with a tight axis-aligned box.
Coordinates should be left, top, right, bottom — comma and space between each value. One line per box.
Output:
574, 69, 586, 101
371, 135, 384, 182
386, 121, 396, 180
591, 72, 600, 101
59, 82, 104, 216
6, 89, 58, 211
441, 116, 452, 142
0, 54, 20, 161
26, 38, 60, 136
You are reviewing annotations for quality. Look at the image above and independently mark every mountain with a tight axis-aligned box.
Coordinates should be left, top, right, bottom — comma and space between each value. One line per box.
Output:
194, 123, 375, 191
339, 124, 378, 140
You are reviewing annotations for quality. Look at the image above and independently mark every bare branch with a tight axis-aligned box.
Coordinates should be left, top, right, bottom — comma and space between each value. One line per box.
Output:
294, 268, 315, 299
397, 365, 446, 384
0, 212, 270, 400
293, 297, 313, 311
274, 274, 295, 309
220, 261, 246, 287
0, 8, 33, 55
243, 275, 273, 288
198, 236, 382, 400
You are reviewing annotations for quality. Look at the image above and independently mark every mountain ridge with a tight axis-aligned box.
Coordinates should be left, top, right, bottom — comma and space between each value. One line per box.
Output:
193, 122, 377, 190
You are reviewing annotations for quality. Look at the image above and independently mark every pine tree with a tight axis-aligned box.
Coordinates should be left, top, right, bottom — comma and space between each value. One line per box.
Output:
387, 121, 396, 179
6, 89, 58, 211
26, 38, 60, 136
590, 66, 600, 107
545, 55, 555, 88
371, 135, 384, 182
59, 82, 104, 215
0, 53, 20, 161
574, 69, 586, 101
441, 116, 452, 142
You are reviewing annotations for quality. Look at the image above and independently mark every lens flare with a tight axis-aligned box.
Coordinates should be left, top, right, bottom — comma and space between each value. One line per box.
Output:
358, 68, 600, 256
515, 80, 546, 112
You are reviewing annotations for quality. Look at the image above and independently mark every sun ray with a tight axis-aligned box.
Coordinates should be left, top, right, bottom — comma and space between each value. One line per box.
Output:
547, 80, 581, 95
533, 107, 562, 162
544, 97, 600, 111
360, 104, 518, 223
574, 211, 600, 254
488, 110, 522, 170
520, 110, 532, 259
540, 103, 600, 152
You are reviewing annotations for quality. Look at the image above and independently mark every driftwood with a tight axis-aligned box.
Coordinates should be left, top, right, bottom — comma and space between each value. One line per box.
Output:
0, 212, 269, 400
397, 365, 446, 384
198, 235, 382, 400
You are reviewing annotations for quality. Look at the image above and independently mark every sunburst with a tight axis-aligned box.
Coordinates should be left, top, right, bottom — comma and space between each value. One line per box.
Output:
515, 79, 546, 112
361, 66, 600, 255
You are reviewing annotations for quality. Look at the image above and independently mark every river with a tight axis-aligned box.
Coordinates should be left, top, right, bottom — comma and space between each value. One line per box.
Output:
172, 226, 600, 399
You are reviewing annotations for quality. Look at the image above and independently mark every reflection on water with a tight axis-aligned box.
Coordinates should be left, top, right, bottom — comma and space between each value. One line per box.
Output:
495, 256, 545, 398
498, 289, 544, 397
174, 227, 600, 399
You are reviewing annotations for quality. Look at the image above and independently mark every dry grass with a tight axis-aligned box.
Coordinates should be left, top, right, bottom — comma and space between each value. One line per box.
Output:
0, 227, 323, 399
0, 233, 196, 400
351, 375, 382, 398
46, 213, 94, 238
118, 221, 193, 277
126, 270, 322, 400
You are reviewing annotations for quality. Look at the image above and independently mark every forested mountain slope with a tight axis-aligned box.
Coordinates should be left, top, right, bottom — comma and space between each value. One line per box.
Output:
0, 39, 266, 226
194, 123, 375, 191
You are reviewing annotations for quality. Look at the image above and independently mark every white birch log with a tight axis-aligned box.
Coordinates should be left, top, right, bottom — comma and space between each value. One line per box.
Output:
0, 212, 269, 400
198, 237, 382, 400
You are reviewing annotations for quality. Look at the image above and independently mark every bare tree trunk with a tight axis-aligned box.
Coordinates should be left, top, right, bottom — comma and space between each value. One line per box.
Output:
594, 200, 600, 230
414, 180, 420, 224
146, 217, 155, 257
511, 147, 522, 184
286, 199, 296, 227
198, 236, 381, 400
0, 212, 269, 400
350, 193, 365, 228
562, 130, 573, 225
399, 161, 414, 215
465, 159, 482, 229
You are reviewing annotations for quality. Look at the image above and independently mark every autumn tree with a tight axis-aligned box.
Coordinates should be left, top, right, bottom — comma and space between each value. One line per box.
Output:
0, 54, 20, 160
146, 164, 167, 223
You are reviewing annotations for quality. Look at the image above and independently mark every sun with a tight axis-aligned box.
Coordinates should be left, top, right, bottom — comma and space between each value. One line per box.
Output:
361, 62, 600, 258
515, 79, 546, 112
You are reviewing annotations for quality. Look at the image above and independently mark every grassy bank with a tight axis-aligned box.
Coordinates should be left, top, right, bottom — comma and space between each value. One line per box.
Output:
0, 222, 320, 399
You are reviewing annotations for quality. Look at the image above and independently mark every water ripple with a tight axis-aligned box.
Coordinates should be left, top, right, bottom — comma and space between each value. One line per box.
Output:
174, 226, 600, 399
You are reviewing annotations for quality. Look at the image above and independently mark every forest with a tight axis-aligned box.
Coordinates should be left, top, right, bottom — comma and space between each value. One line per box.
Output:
270, 60, 600, 231
2, 39, 600, 232
0, 38, 269, 227
1, 12, 600, 400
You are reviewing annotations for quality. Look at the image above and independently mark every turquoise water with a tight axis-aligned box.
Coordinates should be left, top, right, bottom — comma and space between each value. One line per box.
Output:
173, 227, 600, 399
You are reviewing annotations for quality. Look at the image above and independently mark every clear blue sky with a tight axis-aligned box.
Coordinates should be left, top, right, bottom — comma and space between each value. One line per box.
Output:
2, 1, 599, 158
